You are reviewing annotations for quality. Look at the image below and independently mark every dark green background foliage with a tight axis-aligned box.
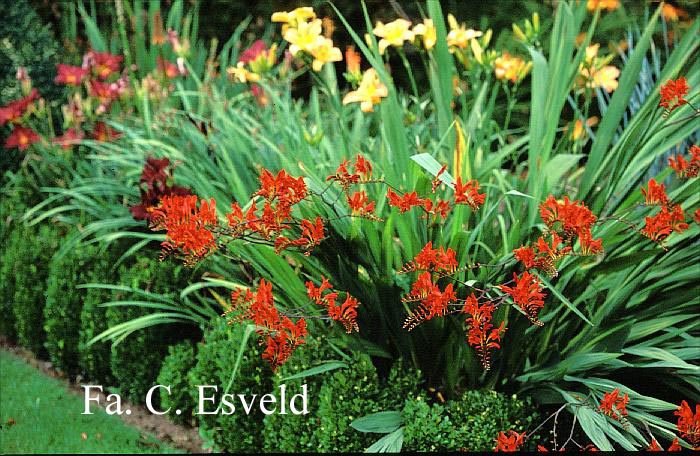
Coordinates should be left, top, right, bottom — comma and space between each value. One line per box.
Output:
1, 0, 63, 176
44, 239, 101, 377
107, 256, 190, 403
402, 390, 539, 451
188, 320, 272, 453
156, 341, 198, 425
78, 248, 121, 386
8, 223, 61, 356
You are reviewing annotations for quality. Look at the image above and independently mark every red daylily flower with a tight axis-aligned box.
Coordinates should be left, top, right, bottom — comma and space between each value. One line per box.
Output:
4, 126, 40, 150
88, 51, 123, 79
0, 88, 39, 125
55, 64, 89, 86
52, 128, 84, 150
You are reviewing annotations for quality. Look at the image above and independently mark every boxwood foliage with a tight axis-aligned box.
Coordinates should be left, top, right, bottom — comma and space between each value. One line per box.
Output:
402, 390, 539, 452
107, 255, 191, 403
189, 320, 273, 453
0, 175, 36, 340
10, 223, 61, 356
263, 344, 423, 453
156, 340, 198, 425
78, 246, 121, 386
44, 240, 101, 377
314, 354, 423, 453
262, 336, 338, 452
0, 226, 23, 340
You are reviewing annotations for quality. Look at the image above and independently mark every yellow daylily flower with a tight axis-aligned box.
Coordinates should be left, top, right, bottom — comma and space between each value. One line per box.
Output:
271, 7, 316, 29
570, 116, 599, 141
493, 52, 531, 83
591, 65, 620, 92
446, 14, 482, 50
284, 19, 324, 56
372, 19, 414, 54
584, 44, 600, 65
342, 68, 388, 112
227, 62, 260, 83
310, 37, 342, 72
413, 19, 437, 51
586, 0, 620, 12
662, 3, 688, 22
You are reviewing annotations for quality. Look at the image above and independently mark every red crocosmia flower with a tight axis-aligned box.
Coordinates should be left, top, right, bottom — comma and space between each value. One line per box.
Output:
403, 274, 456, 331
0, 88, 39, 125
92, 122, 122, 142
667, 438, 683, 451
499, 271, 546, 326
292, 217, 325, 254
694, 208, 700, 225
675, 400, 700, 449
659, 77, 689, 113
347, 191, 375, 216
580, 444, 599, 451
387, 189, 426, 213
227, 279, 307, 370
641, 204, 688, 242
669, 145, 700, 178
327, 157, 369, 189
454, 177, 486, 210
641, 179, 669, 206
89, 51, 123, 79
306, 276, 360, 333
353, 154, 372, 180
227, 201, 260, 234
55, 64, 88, 86
537, 445, 549, 452
462, 293, 505, 371
514, 245, 538, 269
599, 388, 629, 421
539, 195, 597, 239
494, 430, 526, 452
51, 128, 84, 150
647, 438, 663, 451
4, 126, 40, 150
255, 168, 307, 206
578, 230, 604, 256
149, 194, 218, 265
413, 241, 439, 270
328, 295, 360, 333
239, 40, 268, 64
423, 198, 452, 219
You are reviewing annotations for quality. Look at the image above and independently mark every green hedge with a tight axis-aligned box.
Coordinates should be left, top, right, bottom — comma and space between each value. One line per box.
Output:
189, 320, 272, 453
0, 226, 23, 340
44, 240, 101, 377
107, 256, 190, 403
156, 341, 197, 425
402, 390, 539, 452
262, 336, 337, 452
9, 223, 61, 356
78, 247, 121, 386
314, 354, 422, 452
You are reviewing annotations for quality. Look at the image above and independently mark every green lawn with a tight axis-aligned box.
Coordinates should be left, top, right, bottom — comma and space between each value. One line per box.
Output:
0, 350, 182, 454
